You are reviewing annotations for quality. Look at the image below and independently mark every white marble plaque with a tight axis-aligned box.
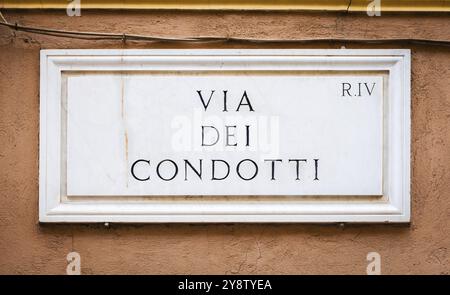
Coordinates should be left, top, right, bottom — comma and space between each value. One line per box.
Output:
39, 50, 410, 222
66, 73, 383, 196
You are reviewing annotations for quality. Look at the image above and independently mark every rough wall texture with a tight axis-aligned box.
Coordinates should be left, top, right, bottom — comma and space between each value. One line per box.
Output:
0, 10, 449, 274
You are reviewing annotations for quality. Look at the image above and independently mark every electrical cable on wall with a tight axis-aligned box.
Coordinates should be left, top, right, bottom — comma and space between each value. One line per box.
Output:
0, 12, 450, 47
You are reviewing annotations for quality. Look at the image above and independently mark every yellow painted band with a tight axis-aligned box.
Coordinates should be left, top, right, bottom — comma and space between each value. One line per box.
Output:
0, 0, 449, 12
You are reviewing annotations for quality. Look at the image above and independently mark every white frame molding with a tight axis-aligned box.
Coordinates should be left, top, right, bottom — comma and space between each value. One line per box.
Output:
39, 49, 410, 223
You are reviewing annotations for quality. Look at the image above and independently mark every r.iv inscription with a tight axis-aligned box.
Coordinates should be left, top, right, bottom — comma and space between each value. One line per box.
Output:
342, 82, 376, 97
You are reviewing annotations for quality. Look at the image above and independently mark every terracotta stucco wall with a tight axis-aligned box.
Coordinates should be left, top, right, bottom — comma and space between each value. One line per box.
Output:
0, 10, 449, 274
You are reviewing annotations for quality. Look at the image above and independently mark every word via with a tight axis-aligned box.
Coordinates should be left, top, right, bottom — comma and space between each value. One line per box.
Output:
197, 90, 255, 112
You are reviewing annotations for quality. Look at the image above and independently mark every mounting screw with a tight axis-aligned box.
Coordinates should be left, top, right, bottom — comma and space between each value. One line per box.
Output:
104, 222, 110, 227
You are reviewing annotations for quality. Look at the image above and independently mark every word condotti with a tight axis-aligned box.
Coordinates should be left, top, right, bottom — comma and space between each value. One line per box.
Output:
131, 158, 319, 182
